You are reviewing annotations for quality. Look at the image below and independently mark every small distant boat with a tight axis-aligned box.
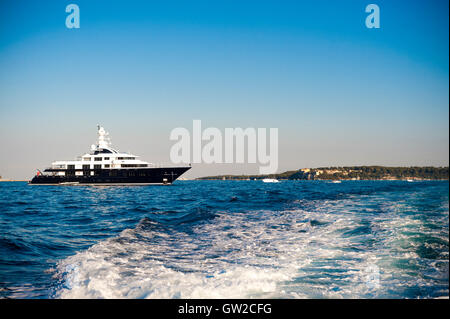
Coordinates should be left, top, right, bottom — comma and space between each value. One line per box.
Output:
406, 179, 414, 182
262, 178, 279, 183
331, 180, 342, 183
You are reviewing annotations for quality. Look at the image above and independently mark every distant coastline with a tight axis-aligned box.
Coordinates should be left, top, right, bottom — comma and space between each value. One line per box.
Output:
197, 166, 449, 181
0, 175, 28, 182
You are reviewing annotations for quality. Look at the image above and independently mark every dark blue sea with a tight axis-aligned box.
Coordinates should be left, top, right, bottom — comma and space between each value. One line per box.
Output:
0, 180, 448, 299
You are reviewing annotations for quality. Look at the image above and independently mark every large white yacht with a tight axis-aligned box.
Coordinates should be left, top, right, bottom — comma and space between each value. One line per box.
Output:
29, 126, 191, 185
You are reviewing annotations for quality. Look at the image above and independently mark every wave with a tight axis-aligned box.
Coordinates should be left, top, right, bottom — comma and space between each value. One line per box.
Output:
53, 193, 449, 298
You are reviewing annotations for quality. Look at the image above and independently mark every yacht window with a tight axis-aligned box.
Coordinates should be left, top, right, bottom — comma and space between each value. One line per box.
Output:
67, 165, 75, 170
104, 164, 110, 168
104, 157, 110, 160
83, 157, 90, 161
94, 164, 101, 169
82, 164, 90, 170
94, 157, 102, 161
121, 164, 148, 168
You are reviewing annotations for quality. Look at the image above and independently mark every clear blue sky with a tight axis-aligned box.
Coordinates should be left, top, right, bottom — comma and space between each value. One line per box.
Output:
0, 0, 448, 179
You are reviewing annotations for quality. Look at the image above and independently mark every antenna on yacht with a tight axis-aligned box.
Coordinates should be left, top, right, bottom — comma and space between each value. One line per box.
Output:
96, 124, 111, 149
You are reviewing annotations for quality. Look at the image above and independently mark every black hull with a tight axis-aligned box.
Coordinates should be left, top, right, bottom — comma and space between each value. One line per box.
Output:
29, 167, 191, 185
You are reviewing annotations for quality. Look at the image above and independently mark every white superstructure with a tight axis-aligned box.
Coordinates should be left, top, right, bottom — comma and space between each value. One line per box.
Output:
49, 125, 151, 176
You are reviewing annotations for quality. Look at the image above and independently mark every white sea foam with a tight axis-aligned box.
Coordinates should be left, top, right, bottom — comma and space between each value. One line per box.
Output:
54, 195, 449, 299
